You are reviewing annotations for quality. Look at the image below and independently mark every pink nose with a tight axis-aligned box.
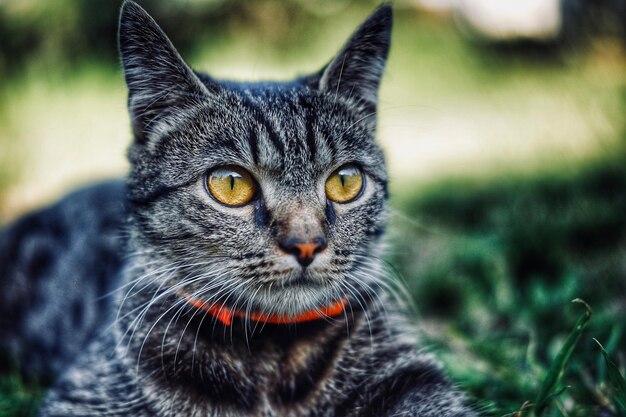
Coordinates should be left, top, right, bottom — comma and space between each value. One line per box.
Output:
280, 238, 327, 267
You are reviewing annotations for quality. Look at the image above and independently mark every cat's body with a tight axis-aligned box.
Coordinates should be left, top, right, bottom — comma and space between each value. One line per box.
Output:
0, 181, 127, 378
42, 276, 466, 417
0, 2, 476, 416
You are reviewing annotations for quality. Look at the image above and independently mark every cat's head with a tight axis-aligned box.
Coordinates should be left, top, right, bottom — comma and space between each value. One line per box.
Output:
118, 1, 392, 321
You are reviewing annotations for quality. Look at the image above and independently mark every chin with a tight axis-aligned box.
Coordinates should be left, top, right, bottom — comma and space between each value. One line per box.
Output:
248, 284, 340, 317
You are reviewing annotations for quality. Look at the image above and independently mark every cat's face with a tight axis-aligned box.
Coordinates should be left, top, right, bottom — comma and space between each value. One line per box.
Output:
119, 1, 391, 318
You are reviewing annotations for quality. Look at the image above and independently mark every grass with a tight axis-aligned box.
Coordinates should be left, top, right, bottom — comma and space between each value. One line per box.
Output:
0, 358, 42, 417
388, 155, 626, 416
595, 339, 626, 416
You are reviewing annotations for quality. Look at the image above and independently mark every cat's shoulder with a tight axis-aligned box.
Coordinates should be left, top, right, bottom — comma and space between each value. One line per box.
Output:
39, 332, 150, 417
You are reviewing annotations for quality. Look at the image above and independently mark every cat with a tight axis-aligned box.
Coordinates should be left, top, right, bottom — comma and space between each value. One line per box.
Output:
0, 1, 476, 416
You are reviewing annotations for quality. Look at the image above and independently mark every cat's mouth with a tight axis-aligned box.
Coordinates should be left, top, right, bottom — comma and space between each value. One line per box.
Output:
284, 270, 325, 287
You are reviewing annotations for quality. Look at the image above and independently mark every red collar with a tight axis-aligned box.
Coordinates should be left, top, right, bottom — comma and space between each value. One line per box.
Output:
183, 293, 348, 326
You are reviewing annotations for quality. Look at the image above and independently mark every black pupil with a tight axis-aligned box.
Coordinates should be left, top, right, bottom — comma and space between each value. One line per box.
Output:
229, 175, 235, 190
337, 166, 358, 188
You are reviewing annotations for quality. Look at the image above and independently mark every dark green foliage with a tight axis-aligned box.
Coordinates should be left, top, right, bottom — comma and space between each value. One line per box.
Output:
596, 339, 626, 415
390, 154, 626, 416
532, 299, 591, 416
0, 360, 41, 417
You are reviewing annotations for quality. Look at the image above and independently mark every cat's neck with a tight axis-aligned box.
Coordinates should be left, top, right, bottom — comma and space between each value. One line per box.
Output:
115, 271, 372, 414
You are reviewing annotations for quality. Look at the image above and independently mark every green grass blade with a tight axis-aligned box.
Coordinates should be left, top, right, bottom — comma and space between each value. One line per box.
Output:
594, 338, 626, 413
532, 299, 592, 417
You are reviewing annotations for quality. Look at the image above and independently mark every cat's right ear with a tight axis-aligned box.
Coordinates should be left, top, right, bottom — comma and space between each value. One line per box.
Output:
118, 1, 216, 143
307, 4, 392, 116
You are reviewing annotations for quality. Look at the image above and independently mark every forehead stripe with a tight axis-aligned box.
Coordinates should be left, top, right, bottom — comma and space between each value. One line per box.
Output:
297, 95, 318, 164
305, 112, 317, 164
247, 126, 260, 165
321, 124, 337, 159
241, 94, 286, 156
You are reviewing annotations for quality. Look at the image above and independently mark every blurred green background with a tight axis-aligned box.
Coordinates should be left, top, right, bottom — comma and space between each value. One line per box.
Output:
0, 0, 625, 416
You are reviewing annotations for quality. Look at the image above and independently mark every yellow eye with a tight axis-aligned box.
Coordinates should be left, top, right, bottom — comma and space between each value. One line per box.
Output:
207, 166, 256, 206
325, 164, 364, 203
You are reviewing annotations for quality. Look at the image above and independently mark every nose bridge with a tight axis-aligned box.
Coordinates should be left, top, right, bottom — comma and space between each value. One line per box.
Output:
282, 201, 325, 241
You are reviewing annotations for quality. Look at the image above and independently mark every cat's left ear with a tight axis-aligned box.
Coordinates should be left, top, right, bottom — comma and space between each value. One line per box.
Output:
310, 4, 392, 114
